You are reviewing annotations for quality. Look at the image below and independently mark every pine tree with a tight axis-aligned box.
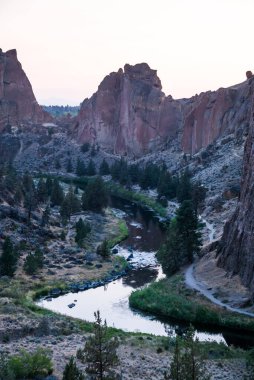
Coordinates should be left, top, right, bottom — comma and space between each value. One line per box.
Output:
157, 219, 181, 276
75, 218, 91, 247
78, 311, 119, 380
87, 159, 96, 176
62, 357, 84, 380
99, 159, 110, 176
41, 205, 50, 226
164, 337, 181, 380
55, 159, 61, 170
66, 158, 73, 173
96, 239, 110, 258
82, 176, 108, 212
165, 327, 211, 380
24, 249, 43, 275
24, 187, 37, 221
176, 170, 192, 203
50, 179, 64, 206
175, 200, 202, 262
191, 181, 207, 214
157, 201, 202, 273
76, 158, 87, 177
45, 177, 53, 197
60, 187, 81, 222
81, 142, 90, 153
0, 237, 18, 277
37, 178, 48, 203
14, 186, 23, 205
90, 145, 96, 157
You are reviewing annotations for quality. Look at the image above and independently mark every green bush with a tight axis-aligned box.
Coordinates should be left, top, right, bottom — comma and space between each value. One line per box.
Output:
7, 348, 53, 379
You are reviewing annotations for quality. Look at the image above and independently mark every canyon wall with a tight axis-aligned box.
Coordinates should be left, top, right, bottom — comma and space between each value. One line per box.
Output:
74, 63, 183, 156
0, 49, 50, 132
74, 63, 252, 156
217, 78, 254, 297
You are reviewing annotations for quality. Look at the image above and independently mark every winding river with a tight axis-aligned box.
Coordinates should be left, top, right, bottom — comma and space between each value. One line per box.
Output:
37, 196, 254, 347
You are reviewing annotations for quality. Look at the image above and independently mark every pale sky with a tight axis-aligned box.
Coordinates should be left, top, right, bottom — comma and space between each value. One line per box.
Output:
1, 0, 253, 105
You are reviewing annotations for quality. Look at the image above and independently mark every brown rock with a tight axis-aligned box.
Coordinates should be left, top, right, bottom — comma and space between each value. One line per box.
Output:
74, 64, 252, 156
73, 63, 183, 156
0, 49, 51, 131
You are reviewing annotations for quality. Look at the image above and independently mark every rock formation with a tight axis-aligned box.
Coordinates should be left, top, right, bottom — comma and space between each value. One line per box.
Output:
74, 63, 252, 156
74, 63, 183, 156
246, 70, 253, 80
0, 48, 50, 132
217, 77, 254, 297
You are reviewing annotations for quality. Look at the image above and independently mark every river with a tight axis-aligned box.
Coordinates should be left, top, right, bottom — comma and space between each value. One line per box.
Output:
37, 196, 254, 347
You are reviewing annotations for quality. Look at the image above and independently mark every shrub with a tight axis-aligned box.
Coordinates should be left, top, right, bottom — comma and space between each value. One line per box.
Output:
6, 348, 53, 379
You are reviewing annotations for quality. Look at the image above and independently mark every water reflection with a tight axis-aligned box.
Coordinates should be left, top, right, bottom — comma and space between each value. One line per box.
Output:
122, 267, 158, 288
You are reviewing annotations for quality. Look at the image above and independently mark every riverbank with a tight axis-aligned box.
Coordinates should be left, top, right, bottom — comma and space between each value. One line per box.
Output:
129, 274, 254, 334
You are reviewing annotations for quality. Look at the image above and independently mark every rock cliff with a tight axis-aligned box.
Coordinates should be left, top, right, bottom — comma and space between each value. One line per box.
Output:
74, 63, 252, 156
0, 49, 50, 132
74, 63, 183, 156
217, 78, 254, 297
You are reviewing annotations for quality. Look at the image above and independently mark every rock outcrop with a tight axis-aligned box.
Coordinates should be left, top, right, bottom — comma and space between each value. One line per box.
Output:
74, 63, 252, 156
74, 63, 183, 156
217, 78, 254, 297
0, 49, 50, 132
181, 83, 251, 154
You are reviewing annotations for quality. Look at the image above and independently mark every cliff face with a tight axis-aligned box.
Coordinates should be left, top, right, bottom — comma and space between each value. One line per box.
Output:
74, 63, 252, 156
0, 49, 50, 131
181, 83, 251, 154
74, 63, 183, 156
217, 78, 254, 297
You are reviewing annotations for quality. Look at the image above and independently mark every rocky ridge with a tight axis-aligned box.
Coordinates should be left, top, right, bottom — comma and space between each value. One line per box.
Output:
0, 48, 51, 132
73, 62, 252, 157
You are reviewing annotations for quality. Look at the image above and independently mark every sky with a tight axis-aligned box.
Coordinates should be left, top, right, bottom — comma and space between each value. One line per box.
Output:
1, 0, 253, 105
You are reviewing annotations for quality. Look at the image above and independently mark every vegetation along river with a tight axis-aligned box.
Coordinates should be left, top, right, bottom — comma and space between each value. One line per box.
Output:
37, 196, 253, 347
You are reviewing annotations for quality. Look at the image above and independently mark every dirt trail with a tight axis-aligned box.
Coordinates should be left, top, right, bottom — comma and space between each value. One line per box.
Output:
185, 218, 254, 318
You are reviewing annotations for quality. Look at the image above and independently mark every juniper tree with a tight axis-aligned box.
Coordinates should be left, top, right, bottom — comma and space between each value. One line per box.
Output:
0, 237, 18, 277
78, 311, 119, 380
24, 249, 43, 275
96, 239, 110, 258
50, 179, 64, 206
75, 218, 91, 247
62, 357, 84, 380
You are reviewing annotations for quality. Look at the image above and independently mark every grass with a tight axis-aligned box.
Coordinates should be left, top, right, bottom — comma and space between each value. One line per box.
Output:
106, 181, 167, 217
108, 219, 129, 248
129, 274, 254, 333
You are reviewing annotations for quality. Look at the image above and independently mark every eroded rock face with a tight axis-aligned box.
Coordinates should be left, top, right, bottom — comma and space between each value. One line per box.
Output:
74, 63, 183, 156
217, 78, 254, 297
74, 63, 252, 156
0, 48, 50, 131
